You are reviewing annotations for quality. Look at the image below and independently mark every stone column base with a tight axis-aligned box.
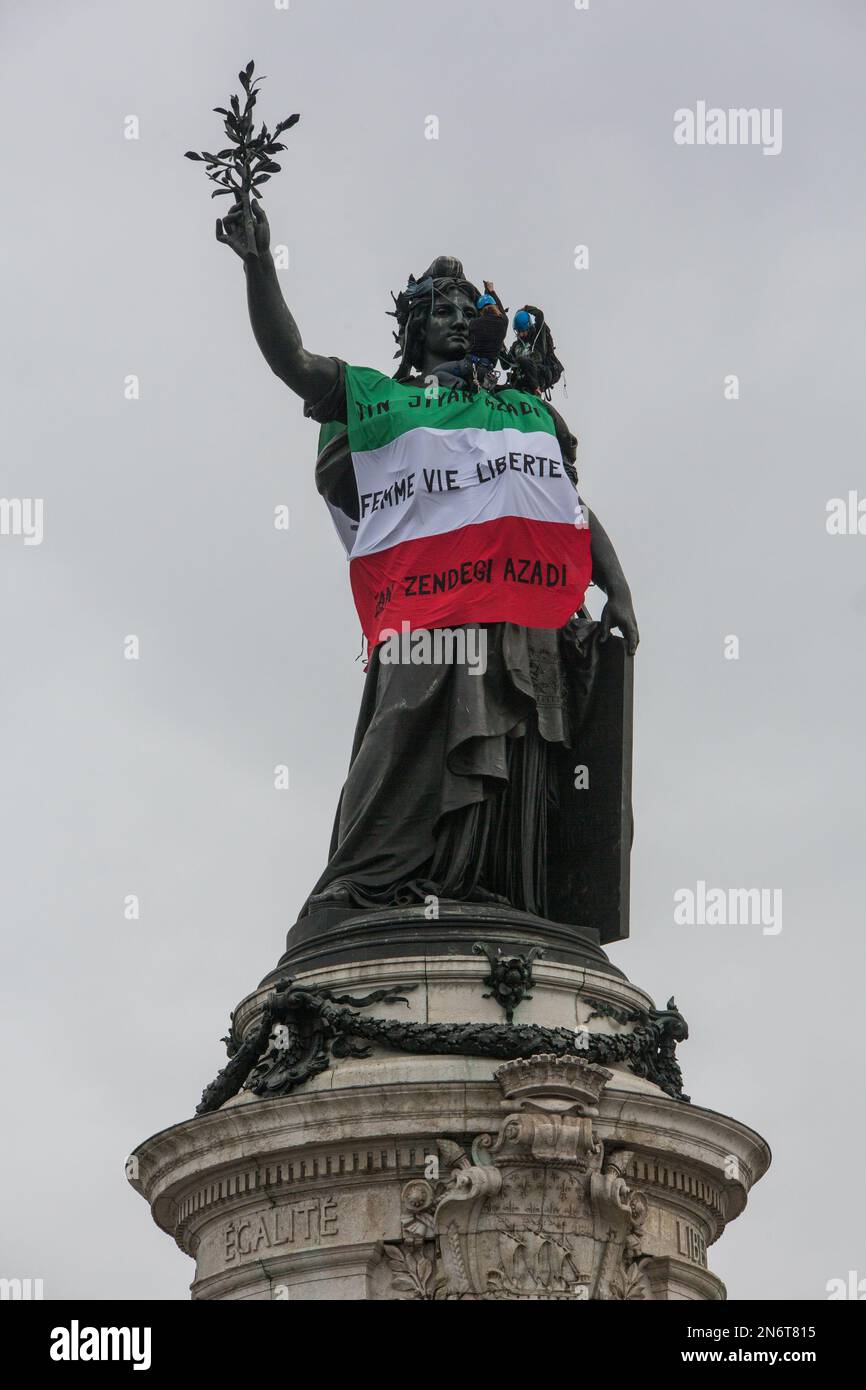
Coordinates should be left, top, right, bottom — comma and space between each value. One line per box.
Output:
131, 945, 769, 1301
134, 1045, 772, 1301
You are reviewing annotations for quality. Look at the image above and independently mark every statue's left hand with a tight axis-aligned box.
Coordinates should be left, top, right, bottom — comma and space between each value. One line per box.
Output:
599, 592, 639, 656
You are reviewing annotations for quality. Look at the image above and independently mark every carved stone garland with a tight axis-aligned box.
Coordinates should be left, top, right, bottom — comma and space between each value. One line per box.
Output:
197, 980, 690, 1114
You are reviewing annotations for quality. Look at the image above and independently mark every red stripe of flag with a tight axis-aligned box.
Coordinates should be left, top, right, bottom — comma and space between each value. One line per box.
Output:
350, 515, 592, 649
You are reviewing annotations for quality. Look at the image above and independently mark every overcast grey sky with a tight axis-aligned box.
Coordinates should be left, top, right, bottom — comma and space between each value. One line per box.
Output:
1, 0, 864, 1300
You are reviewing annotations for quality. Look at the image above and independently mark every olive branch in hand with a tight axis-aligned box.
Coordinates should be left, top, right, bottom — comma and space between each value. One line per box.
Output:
184, 60, 299, 258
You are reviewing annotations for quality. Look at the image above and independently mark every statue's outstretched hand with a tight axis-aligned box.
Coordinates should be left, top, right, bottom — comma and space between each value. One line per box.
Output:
215, 197, 271, 260
599, 592, 639, 656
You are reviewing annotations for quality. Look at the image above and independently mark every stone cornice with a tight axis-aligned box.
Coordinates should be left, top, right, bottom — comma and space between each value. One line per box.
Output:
131, 1078, 770, 1254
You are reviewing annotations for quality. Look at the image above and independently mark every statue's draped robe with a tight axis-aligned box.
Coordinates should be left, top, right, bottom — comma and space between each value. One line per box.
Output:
302, 362, 586, 918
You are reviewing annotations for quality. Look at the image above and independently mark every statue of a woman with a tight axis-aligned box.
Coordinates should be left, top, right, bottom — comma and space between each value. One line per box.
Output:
217, 201, 639, 922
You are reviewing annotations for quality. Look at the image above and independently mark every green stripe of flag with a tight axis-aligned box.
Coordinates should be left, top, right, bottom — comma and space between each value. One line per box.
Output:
345, 365, 556, 453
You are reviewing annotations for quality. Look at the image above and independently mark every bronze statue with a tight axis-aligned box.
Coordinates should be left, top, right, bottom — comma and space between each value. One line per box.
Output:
216, 198, 639, 927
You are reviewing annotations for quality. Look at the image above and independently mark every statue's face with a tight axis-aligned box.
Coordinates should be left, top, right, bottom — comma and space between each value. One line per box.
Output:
420, 287, 477, 367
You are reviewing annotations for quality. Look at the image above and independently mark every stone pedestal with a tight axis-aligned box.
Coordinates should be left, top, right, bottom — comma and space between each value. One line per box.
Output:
130, 908, 769, 1299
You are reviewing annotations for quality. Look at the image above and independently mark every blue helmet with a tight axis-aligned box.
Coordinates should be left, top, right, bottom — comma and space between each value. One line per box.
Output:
476, 293, 496, 310
513, 309, 535, 333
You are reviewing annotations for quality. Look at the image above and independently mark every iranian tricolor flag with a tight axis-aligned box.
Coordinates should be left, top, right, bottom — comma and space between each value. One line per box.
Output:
321, 366, 592, 649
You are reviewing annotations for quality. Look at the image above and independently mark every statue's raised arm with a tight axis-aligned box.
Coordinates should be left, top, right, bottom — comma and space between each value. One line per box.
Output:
216, 197, 338, 406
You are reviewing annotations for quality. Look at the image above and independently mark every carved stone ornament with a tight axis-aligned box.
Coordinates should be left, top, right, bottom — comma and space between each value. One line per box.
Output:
380, 1056, 653, 1300
197, 981, 689, 1114
472, 941, 544, 1022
